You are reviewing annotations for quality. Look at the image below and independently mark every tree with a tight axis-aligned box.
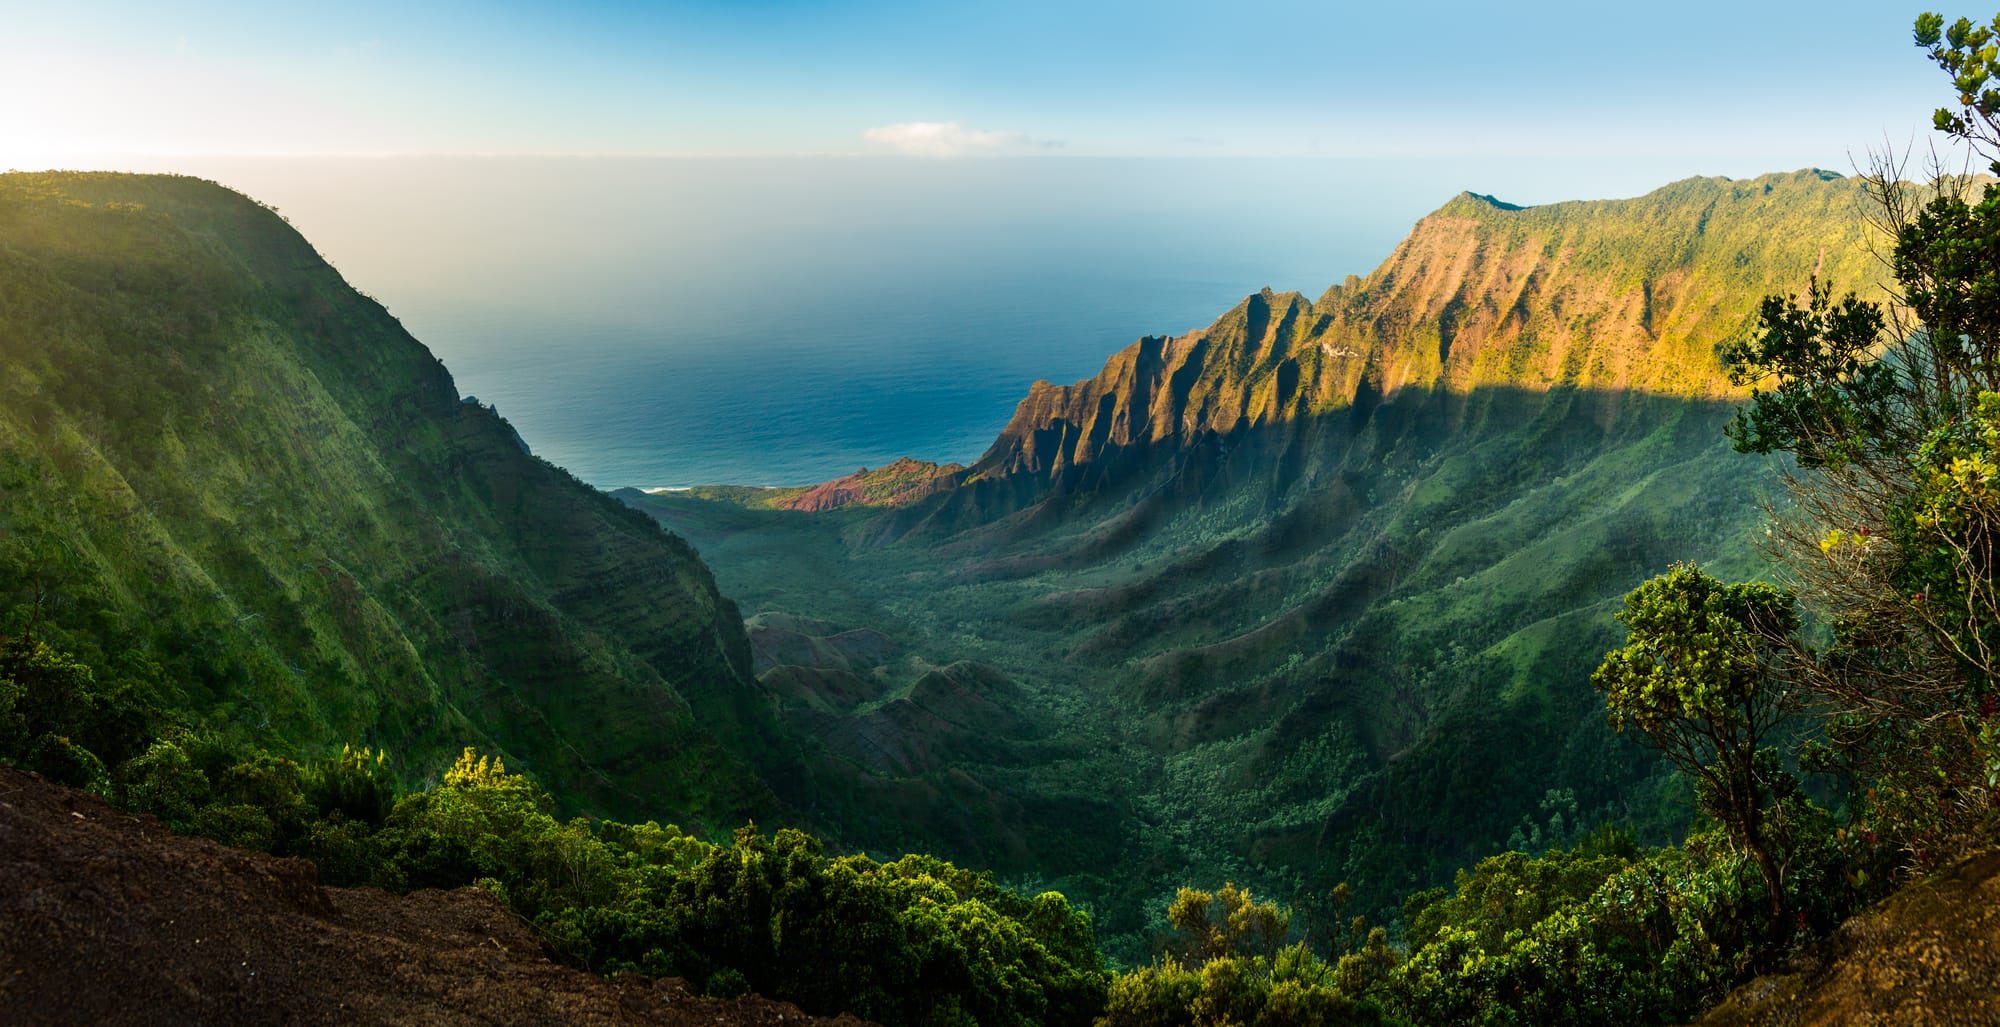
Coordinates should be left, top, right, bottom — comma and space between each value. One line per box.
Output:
1713, 10, 2000, 860
1917, 10, 2000, 149
1165, 883, 1291, 965
1592, 565, 1799, 915
302, 744, 395, 826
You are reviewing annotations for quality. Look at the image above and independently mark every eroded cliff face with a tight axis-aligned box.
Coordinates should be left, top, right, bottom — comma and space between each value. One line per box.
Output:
798, 170, 1881, 525
970, 170, 1876, 485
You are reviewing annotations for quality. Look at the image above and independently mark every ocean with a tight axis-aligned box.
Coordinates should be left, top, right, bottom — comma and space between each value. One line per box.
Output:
161, 154, 1773, 488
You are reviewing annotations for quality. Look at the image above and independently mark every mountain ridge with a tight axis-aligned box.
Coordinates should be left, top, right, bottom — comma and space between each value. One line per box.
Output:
0, 171, 793, 827
760, 168, 1880, 522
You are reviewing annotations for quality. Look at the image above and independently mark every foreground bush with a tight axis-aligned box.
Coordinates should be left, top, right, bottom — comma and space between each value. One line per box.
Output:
1388, 818, 1879, 1027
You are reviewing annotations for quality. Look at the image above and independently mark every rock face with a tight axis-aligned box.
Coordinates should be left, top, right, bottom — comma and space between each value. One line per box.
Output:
966, 171, 1879, 488
790, 170, 1882, 527
1693, 849, 2000, 1027
0, 766, 876, 1027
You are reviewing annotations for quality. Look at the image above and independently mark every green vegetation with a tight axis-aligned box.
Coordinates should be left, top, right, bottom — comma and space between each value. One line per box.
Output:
0, 610, 1886, 1027
9, 10, 2000, 1025
1705, 8, 2000, 868
634, 168, 1880, 952
0, 621, 1903, 1027
0, 641, 1106, 1026
1083, 808, 1876, 1027
1384, 815, 1875, 1027
0, 170, 788, 827
1096, 893, 1392, 1027
1593, 567, 1798, 915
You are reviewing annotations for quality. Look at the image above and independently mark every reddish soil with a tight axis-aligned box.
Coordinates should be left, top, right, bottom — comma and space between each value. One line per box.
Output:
1693, 848, 2000, 1027
775, 458, 960, 513
0, 766, 875, 1026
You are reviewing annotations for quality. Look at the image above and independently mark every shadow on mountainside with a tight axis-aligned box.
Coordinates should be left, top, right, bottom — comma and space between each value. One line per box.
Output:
0, 766, 876, 1027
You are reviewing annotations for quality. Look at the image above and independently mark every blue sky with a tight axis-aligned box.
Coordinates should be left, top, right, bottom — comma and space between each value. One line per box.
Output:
0, 1, 1956, 165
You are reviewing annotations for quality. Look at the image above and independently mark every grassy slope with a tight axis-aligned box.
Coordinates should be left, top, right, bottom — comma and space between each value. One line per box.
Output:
630, 170, 1891, 955
0, 172, 793, 828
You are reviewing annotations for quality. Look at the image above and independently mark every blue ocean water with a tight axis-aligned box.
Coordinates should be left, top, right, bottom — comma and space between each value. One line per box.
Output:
177, 155, 1749, 488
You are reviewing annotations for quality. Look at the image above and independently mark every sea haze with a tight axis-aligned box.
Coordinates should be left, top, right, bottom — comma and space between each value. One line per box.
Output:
165, 155, 1773, 488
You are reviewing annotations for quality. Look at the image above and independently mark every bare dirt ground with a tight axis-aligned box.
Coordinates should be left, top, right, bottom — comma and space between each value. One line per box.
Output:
1694, 848, 2000, 1027
0, 766, 875, 1026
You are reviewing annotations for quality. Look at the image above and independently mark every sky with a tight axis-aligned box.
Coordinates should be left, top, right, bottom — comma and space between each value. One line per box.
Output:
0, 0, 1978, 489
0, 0, 1958, 168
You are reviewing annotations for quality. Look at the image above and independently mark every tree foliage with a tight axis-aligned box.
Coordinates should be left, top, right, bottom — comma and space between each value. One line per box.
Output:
1166, 884, 1291, 965
1918, 10, 2000, 145
0, 637, 1109, 1027
1709, 10, 2000, 863
1385, 816, 1874, 1027
1592, 565, 1799, 913
1099, 883, 1393, 1027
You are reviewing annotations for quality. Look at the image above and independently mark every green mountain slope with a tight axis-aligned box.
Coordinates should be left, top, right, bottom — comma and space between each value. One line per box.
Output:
631, 170, 1893, 948
0, 172, 790, 826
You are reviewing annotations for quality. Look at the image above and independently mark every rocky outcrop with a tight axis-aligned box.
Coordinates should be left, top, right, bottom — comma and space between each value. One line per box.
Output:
1692, 848, 2000, 1027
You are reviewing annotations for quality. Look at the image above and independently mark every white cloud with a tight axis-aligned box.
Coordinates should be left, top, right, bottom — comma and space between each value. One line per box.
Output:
861, 121, 1053, 157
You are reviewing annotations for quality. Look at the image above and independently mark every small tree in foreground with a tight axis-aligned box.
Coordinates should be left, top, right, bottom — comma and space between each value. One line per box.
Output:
1165, 883, 1290, 965
1593, 565, 1799, 916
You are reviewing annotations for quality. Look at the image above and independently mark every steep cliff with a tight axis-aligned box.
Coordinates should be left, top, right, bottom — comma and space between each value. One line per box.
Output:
793, 170, 1879, 531
0, 172, 790, 825
967, 170, 1878, 488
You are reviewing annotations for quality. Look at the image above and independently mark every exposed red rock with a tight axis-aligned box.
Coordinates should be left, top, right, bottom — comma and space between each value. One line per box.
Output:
775, 458, 962, 512
775, 172, 1884, 520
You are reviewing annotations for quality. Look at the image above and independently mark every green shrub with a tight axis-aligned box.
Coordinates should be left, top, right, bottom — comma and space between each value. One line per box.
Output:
26, 733, 107, 792
119, 737, 208, 825
302, 745, 395, 827
190, 802, 278, 851
1099, 885, 1395, 1027
1385, 812, 1879, 1027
